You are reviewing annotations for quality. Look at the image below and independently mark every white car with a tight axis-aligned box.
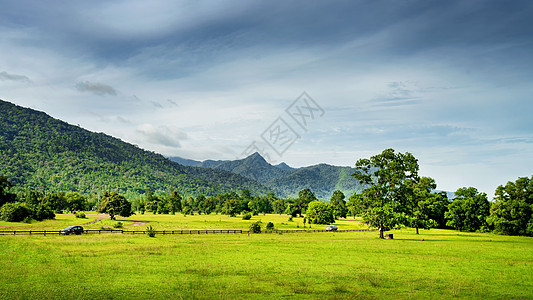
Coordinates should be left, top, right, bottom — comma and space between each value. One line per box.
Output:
326, 225, 338, 231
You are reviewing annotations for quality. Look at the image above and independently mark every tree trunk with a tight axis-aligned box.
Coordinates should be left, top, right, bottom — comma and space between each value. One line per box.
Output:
379, 229, 384, 239
110, 214, 115, 220
416, 227, 419, 234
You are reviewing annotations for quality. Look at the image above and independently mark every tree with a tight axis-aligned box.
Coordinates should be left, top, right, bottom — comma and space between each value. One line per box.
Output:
294, 189, 317, 217
222, 198, 240, 217
43, 192, 67, 212
0, 176, 16, 206
0, 202, 32, 222
272, 198, 287, 215
65, 192, 88, 212
487, 176, 533, 236
330, 190, 348, 219
307, 201, 335, 225
445, 187, 490, 232
352, 148, 419, 238
407, 177, 441, 234
98, 192, 133, 220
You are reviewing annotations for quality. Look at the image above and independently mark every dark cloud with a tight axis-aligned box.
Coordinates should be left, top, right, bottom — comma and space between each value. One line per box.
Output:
0, 71, 31, 83
75, 81, 117, 96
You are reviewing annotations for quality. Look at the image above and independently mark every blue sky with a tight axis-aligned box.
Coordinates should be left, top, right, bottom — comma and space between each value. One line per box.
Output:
1, 0, 532, 197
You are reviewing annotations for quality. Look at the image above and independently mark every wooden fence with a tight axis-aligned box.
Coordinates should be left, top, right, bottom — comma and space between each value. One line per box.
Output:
0, 228, 376, 236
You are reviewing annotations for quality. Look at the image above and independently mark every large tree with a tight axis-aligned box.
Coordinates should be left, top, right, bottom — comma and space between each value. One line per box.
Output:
294, 189, 317, 217
307, 201, 335, 225
487, 176, 533, 236
406, 177, 450, 234
330, 190, 348, 219
445, 187, 490, 232
98, 192, 133, 220
352, 148, 419, 238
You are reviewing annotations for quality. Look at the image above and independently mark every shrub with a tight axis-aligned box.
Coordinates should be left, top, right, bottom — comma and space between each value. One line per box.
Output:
242, 212, 252, 220
75, 212, 86, 219
249, 221, 262, 233
33, 204, 55, 221
0, 202, 32, 222
266, 222, 274, 230
146, 225, 156, 237
113, 221, 123, 229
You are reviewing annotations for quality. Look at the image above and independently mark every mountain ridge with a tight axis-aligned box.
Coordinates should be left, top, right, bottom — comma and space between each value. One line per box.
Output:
0, 99, 270, 197
169, 153, 363, 199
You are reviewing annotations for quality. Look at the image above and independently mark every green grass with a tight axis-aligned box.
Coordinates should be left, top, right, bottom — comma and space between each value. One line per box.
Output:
1, 216, 532, 299
0, 213, 366, 231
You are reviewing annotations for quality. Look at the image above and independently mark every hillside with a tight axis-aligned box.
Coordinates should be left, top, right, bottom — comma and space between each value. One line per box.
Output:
0, 100, 270, 197
170, 153, 363, 200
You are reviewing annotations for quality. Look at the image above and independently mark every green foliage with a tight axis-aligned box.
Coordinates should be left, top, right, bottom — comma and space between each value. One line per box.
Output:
65, 192, 88, 212
487, 176, 533, 236
330, 190, 348, 218
0, 202, 54, 222
352, 149, 419, 238
0, 176, 16, 206
97, 192, 133, 220
242, 212, 252, 220
0, 100, 270, 198
307, 201, 335, 225
146, 225, 156, 237
222, 198, 240, 217
0, 202, 32, 222
266, 222, 274, 230
113, 222, 123, 229
249, 221, 262, 233
445, 187, 490, 232
75, 212, 86, 219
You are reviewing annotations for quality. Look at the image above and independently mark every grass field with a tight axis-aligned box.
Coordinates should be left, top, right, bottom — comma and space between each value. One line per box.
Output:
1, 214, 532, 299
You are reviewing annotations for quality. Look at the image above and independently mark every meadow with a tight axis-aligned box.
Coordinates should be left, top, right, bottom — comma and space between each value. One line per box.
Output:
1, 214, 532, 299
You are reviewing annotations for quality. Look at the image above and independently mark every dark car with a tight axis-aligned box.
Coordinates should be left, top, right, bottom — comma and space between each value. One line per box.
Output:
61, 226, 84, 235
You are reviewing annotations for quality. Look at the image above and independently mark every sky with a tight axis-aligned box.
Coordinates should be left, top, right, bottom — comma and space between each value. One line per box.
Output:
1, 0, 532, 197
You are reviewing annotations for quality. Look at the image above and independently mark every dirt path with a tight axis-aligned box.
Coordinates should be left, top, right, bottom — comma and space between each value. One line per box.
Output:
83, 214, 148, 226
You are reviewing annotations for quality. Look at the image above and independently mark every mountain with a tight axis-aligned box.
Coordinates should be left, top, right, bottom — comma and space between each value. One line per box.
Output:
0, 99, 270, 198
169, 153, 363, 200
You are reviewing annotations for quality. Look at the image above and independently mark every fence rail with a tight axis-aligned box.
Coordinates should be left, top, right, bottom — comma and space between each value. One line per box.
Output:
0, 228, 376, 236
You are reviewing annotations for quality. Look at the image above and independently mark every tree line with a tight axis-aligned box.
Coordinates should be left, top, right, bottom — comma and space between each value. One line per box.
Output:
1, 149, 531, 237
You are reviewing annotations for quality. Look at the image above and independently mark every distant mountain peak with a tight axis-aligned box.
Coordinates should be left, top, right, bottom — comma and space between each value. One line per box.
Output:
244, 152, 268, 163
274, 162, 293, 170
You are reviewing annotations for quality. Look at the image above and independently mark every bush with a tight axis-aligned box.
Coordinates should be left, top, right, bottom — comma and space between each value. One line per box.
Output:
249, 221, 262, 233
75, 212, 86, 219
113, 221, 123, 228
33, 204, 55, 221
242, 212, 252, 220
0, 202, 32, 222
146, 225, 156, 237
266, 222, 274, 230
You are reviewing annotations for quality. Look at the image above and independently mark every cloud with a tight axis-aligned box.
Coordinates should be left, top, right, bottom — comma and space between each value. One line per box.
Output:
0, 71, 31, 83
75, 81, 117, 96
135, 124, 187, 148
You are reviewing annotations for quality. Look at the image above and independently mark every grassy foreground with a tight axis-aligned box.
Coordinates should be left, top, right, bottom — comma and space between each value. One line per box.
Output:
1, 217, 532, 300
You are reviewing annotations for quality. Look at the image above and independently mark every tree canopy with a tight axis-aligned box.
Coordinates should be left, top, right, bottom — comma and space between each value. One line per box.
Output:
352, 148, 419, 238
98, 192, 133, 220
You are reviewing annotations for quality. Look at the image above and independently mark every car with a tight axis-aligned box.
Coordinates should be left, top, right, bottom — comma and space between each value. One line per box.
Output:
326, 225, 338, 231
60, 226, 84, 235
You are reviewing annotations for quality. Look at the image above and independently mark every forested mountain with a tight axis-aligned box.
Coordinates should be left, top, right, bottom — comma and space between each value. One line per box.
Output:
170, 153, 363, 199
0, 100, 270, 198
